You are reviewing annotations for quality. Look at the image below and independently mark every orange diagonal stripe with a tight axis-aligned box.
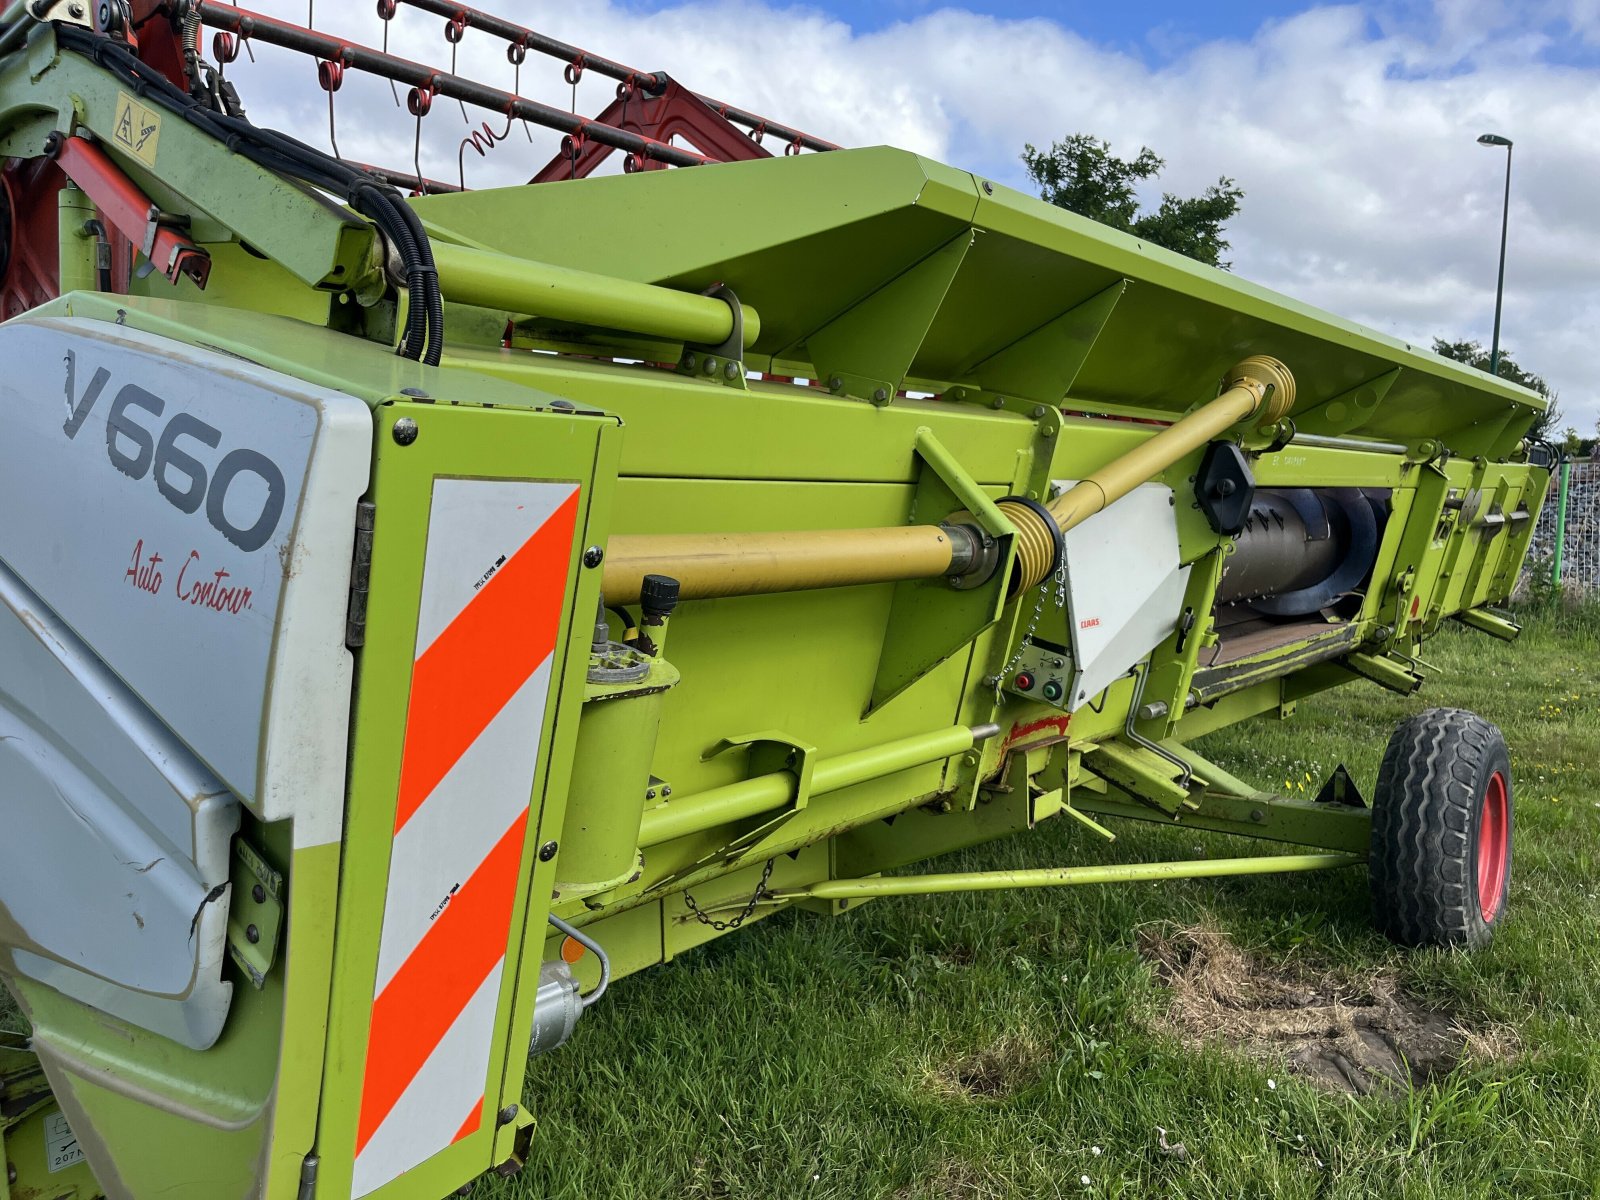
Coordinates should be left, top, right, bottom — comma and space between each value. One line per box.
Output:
452, 1099, 484, 1146
394, 490, 578, 833
355, 810, 528, 1155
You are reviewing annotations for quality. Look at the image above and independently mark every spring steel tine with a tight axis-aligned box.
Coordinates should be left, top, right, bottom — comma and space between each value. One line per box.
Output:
377, 0, 401, 105
447, 29, 469, 122
393, 0, 839, 153
192, 2, 712, 169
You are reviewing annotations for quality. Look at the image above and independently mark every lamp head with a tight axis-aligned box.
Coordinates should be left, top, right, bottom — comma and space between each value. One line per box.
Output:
1477, 133, 1513, 147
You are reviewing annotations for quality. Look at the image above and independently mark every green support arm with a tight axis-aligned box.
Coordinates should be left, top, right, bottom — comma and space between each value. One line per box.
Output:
0, 23, 382, 294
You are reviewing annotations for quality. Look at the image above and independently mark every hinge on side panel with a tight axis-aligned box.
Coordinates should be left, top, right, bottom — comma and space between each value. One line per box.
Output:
297, 1154, 319, 1200
227, 839, 284, 990
345, 502, 376, 649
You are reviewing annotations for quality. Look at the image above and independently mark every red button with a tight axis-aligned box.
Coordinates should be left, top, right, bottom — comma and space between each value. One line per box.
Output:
1015, 672, 1035, 691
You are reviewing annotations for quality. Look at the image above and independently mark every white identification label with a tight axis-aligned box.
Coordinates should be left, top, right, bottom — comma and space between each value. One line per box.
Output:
45, 1109, 86, 1173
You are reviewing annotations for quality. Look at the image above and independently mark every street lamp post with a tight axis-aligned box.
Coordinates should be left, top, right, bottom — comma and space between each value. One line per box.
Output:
1477, 133, 1513, 377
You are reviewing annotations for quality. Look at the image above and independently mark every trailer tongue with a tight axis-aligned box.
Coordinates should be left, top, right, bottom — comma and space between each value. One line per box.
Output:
0, 2, 1547, 1197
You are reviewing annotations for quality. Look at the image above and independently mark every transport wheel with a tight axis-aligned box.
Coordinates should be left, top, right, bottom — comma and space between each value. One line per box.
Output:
1369, 708, 1512, 950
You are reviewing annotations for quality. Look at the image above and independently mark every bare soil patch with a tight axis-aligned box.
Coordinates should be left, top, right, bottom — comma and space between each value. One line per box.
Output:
1139, 925, 1514, 1094
926, 1030, 1048, 1101
893, 1159, 1003, 1200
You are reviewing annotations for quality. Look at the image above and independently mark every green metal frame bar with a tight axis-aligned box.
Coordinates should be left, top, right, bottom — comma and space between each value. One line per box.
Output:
430, 241, 761, 349
638, 723, 994, 847
766, 852, 1363, 902
1456, 607, 1521, 641
1072, 740, 1374, 854
1074, 790, 1373, 854
1552, 458, 1571, 586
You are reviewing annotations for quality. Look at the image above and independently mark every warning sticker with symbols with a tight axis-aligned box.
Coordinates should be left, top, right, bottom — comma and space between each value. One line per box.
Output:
45, 1109, 86, 1173
112, 90, 162, 168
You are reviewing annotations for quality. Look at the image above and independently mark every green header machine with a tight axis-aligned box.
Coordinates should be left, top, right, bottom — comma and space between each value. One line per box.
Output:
0, 1, 1546, 1196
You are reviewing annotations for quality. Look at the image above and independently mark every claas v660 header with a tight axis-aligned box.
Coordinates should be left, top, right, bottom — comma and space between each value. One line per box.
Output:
0, 1, 1547, 1196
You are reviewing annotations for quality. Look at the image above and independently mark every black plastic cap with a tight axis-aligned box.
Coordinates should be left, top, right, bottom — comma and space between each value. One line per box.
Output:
640, 574, 681, 620
1195, 441, 1256, 537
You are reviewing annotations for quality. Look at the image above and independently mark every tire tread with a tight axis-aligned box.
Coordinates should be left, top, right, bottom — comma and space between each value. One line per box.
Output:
1370, 707, 1510, 950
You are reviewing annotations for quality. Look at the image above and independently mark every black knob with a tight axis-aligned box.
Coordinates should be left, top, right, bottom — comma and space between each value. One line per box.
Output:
640, 574, 681, 620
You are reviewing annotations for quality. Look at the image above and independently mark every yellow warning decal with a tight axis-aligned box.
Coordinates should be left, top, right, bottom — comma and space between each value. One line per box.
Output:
112, 90, 162, 168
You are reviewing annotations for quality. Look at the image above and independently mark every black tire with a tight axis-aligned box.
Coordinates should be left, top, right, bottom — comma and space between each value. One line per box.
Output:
1370, 707, 1513, 950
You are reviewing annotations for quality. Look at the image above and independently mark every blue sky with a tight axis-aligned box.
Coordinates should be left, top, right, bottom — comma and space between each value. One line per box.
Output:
609, 0, 1600, 68
612, 0, 1337, 55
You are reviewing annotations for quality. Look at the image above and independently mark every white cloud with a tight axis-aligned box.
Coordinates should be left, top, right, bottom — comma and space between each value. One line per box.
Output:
221, 0, 1599, 431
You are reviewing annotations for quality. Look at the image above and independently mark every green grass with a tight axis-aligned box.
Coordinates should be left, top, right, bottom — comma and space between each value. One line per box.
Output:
501, 602, 1600, 1200
4, 605, 1597, 1198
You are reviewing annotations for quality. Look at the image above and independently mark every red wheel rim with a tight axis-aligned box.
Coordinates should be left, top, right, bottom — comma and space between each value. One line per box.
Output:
1477, 771, 1510, 921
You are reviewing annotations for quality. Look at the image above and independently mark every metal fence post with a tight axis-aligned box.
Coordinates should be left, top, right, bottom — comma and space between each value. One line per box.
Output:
1552, 458, 1571, 586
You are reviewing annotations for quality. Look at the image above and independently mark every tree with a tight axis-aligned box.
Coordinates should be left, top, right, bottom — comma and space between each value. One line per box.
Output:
1021, 135, 1244, 269
1431, 338, 1562, 442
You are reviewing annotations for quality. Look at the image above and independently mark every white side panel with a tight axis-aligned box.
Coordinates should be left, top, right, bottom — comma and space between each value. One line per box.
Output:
1057, 482, 1192, 708
0, 315, 371, 1046
0, 559, 237, 1049
0, 316, 371, 846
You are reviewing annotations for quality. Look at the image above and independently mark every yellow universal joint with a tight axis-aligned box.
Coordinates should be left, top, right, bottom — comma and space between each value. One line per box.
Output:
1226, 355, 1297, 425
1001, 354, 1298, 596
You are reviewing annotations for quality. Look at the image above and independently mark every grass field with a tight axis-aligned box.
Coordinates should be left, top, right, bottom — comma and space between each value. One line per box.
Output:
3, 604, 1597, 1198
505, 602, 1600, 1200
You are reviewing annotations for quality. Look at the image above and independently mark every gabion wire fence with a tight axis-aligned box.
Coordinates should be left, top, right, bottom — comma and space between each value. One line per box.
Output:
1528, 459, 1600, 595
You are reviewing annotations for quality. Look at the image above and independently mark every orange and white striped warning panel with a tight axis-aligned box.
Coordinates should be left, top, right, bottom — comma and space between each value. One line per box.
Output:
351, 478, 580, 1198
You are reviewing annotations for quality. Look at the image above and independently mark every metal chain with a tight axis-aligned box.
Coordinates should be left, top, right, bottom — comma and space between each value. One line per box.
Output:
682, 858, 775, 931
992, 559, 1069, 701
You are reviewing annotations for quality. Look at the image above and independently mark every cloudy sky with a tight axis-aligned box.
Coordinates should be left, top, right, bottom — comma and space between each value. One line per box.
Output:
228, 0, 1599, 431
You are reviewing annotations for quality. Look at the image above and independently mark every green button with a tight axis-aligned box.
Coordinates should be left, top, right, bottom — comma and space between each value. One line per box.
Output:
1041, 679, 1063, 702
